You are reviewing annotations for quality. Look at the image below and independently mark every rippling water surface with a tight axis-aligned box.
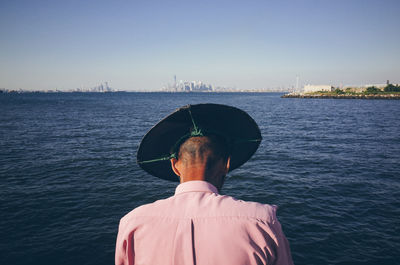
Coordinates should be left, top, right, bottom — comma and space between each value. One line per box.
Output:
1, 92, 399, 265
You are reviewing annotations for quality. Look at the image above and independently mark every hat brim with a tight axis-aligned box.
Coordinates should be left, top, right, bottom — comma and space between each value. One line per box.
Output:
137, 103, 262, 181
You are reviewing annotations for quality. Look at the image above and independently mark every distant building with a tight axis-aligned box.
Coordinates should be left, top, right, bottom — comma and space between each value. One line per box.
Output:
303, 85, 334, 93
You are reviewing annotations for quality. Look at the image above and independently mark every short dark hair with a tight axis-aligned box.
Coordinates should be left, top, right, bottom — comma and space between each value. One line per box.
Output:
177, 135, 230, 170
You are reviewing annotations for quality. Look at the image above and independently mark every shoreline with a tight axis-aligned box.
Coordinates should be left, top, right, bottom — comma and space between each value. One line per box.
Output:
282, 93, 400, 99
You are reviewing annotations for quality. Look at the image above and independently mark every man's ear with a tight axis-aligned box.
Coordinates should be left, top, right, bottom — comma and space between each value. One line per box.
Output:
170, 158, 181, 177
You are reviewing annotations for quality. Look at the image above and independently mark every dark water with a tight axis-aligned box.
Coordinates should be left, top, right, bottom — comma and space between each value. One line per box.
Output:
1, 92, 399, 265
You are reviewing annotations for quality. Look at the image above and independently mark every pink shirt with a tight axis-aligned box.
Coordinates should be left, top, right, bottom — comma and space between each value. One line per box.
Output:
115, 181, 293, 265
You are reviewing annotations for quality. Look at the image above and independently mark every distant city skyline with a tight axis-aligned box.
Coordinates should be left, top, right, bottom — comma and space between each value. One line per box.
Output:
1, 0, 399, 91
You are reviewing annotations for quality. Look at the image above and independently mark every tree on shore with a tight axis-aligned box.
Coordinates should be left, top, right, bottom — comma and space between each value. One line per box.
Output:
384, 84, 400, 92
334, 88, 345, 94
366, 86, 379, 94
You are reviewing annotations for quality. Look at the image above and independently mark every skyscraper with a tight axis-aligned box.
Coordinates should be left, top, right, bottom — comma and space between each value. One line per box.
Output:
174, 75, 177, 91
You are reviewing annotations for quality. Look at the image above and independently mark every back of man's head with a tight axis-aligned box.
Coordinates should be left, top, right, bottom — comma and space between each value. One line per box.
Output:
177, 135, 230, 177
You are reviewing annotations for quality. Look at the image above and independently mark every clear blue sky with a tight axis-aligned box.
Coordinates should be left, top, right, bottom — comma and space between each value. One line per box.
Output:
1, 0, 399, 91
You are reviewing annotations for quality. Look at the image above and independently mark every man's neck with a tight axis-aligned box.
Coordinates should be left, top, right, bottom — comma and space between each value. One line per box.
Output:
180, 173, 224, 192
179, 167, 207, 183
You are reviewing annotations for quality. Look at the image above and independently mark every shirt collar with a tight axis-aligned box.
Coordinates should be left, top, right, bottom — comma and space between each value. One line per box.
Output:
175, 180, 219, 195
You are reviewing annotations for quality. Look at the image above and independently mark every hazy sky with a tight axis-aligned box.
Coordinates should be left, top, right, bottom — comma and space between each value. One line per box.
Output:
1, 0, 399, 91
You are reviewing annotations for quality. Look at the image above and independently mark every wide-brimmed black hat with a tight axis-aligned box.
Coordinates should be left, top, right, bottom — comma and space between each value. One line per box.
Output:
137, 103, 262, 181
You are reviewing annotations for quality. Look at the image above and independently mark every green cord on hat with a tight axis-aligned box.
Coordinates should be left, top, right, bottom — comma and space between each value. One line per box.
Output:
188, 106, 203, 137
138, 153, 176, 164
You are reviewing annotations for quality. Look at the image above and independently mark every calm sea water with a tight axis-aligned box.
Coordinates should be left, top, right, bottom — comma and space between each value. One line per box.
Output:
1, 92, 399, 265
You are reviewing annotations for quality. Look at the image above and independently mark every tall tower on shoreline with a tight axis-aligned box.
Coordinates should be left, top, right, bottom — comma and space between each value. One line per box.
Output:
174, 75, 177, 91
